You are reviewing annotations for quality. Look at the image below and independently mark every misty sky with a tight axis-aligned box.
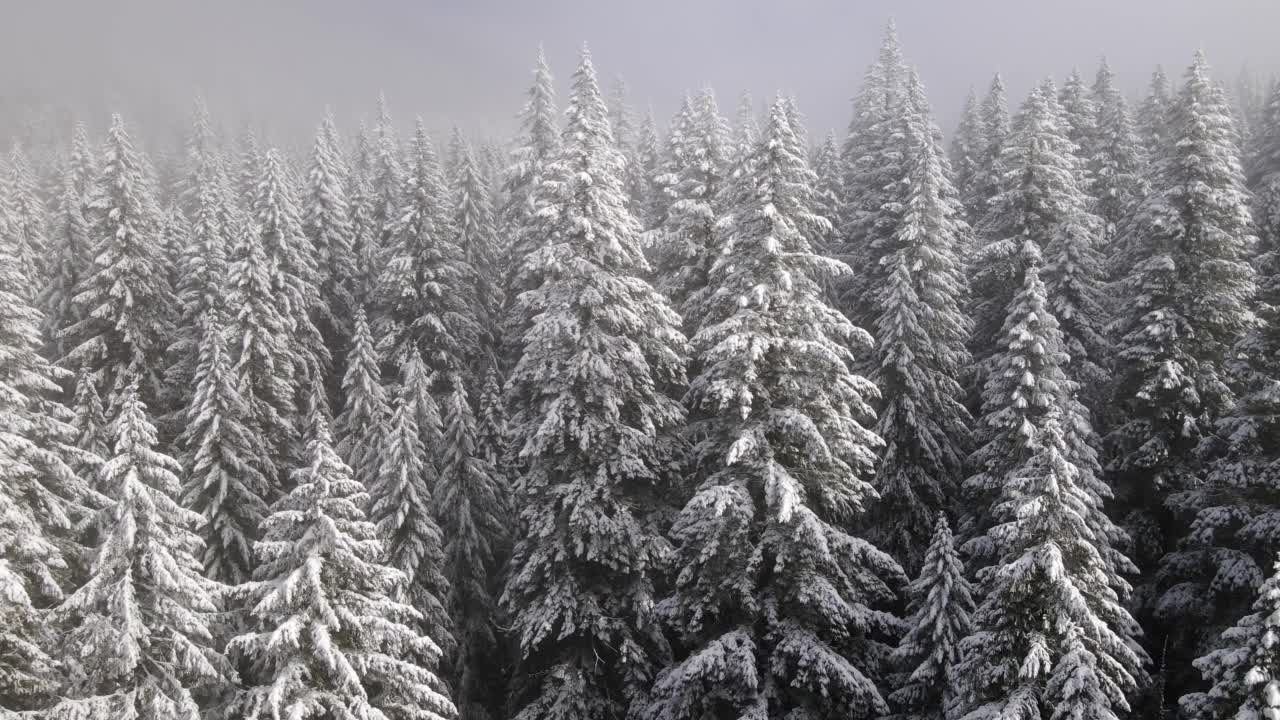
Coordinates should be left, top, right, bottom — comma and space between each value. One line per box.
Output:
4, 0, 1279, 144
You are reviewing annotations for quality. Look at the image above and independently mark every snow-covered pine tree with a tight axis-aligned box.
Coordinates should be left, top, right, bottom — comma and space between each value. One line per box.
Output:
368, 92, 405, 283
0, 223, 102, 712
348, 120, 381, 309
1090, 58, 1150, 278
644, 96, 901, 720
949, 88, 982, 211
962, 74, 1010, 228
438, 377, 509, 720
476, 360, 507, 472
970, 80, 1107, 413
224, 195, 302, 496
164, 100, 237, 427
888, 515, 975, 720
451, 128, 503, 344
67, 121, 98, 206
62, 114, 177, 411
811, 130, 845, 250
235, 127, 263, 208
837, 21, 908, 329
367, 350, 453, 662
956, 263, 1146, 720
608, 75, 645, 215
1058, 67, 1099, 191
732, 90, 759, 164
865, 69, 974, 570
651, 87, 730, 333
302, 110, 359, 390
179, 307, 270, 586
5, 143, 50, 301
251, 146, 330, 403
40, 163, 94, 360
1108, 53, 1257, 683
55, 383, 229, 720
1181, 554, 1280, 720
228, 396, 455, 720
1137, 66, 1172, 160
502, 46, 688, 720
376, 120, 481, 380
1250, 80, 1280, 257
633, 106, 664, 232
335, 307, 389, 491
500, 46, 559, 302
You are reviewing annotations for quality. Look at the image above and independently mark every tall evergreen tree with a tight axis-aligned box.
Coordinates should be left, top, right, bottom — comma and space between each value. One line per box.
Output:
228, 400, 455, 720
0, 227, 101, 712
957, 263, 1146, 720
302, 110, 359, 385
40, 164, 94, 359
62, 114, 177, 411
1137, 67, 1172, 160
335, 307, 390, 492
889, 515, 975, 720
865, 70, 974, 570
438, 378, 508, 720
1108, 54, 1257, 684
1091, 58, 1150, 273
633, 107, 664, 232
452, 129, 503, 343
812, 130, 845, 249
55, 384, 230, 720
644, 97, 900, 720
368, 351, 453, 664
949, 88, 982, 208
500, 46, 559, 297
651, 87, 730, 333
1058, 67, 1099, 190
368, 92, 405, 283
962, 74, 1010, 228
502, 47, 688, 720
376, 121, 481, 379
5, 143, 50, 301
179, 308, 270, 586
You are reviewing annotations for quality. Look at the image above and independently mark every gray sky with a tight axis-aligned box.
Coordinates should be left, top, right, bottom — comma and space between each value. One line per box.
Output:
3, 0, 1279, 145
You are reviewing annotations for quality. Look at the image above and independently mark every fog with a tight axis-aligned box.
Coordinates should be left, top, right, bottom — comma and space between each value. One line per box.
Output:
3, 0, 1278, 142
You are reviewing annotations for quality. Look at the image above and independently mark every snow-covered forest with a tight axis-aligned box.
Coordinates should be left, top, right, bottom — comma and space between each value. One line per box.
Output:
3, 18, 1280, 720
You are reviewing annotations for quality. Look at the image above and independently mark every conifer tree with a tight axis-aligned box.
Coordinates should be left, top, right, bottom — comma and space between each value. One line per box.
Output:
438, 378, 508, 720
500, 47, 559, 271
368, 92, 405, 281
949, 88, 982, 206
0, 229, 101, 712
63, 114, 177, 411
962, 74, 1010, 227
235, 127, 263, 208
228, 399, 455, 720
1091, 58, 1150, 273
376, 121, 481, 379
838, 22, 908, 327
865, 70, 974, 569
889, 515, 975, 720
56, 384, 230, 720
645, 97, 900, 720
957, 264, 1146, 720
335, 308, 390, 491
1058, 67, 1099, 189
651, 87, 730, 332
732, 90, 759, 163
179, 308, 270, 586
1108, 56, 1257, 678
502, 47, 688, 720
67, 121, 98, 205
1137, 66, 1172, 159
302, 111, 359, 380
811, 130, 845, 248
452, 129, 503, 341
165, 101, 237, 423
40, 165, 93, 359
1181, 554, 1280, 720
251, 147, 330, 399
368, 351, 453, 661
349, 121, 381, 309
5, 143, 50, 301
633, 107, 664, 232
224, 198, 301, 495
970, 81, 1106, 407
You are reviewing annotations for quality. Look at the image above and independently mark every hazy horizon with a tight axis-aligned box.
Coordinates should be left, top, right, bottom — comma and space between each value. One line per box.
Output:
3, 0, 1278, 145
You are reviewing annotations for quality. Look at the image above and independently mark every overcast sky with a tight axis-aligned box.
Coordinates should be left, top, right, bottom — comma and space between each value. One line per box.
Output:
3, 0, 1279, 144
